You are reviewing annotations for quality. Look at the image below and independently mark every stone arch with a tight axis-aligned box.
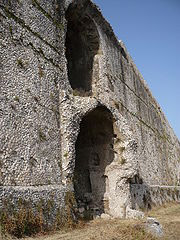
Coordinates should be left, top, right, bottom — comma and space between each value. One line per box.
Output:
60, 99, 138, 218
65, 2, 100, 94
73, 106, 114, 216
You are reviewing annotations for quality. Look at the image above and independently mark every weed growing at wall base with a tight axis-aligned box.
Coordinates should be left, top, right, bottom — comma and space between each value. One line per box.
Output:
0, 206, 45, 238
0, 197, 76, 238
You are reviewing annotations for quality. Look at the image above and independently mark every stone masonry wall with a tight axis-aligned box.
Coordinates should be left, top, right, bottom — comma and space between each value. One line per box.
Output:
60, 0, 180, 215
0, 0, 65, 186
0, 0, 68, 219
97, 18, 180, 187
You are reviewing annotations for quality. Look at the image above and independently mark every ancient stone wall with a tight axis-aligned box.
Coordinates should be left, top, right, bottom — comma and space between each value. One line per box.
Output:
0, 0, 67, 216
0, 0, 180, 220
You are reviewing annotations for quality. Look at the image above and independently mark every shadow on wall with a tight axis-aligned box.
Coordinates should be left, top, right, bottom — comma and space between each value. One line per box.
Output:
130, 172, 180, 211
73, 106, 114, 217
65, 1, 99, 94
129, 173, 153, 211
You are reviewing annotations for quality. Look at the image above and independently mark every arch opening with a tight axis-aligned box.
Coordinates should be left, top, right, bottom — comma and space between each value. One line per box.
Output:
74, 106, 114, 217
65, 5, 99, 94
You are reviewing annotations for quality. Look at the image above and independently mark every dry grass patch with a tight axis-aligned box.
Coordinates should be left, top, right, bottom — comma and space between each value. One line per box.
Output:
146, 202, 180, 240
23, 218, 156, 240
3, 202, 180, 240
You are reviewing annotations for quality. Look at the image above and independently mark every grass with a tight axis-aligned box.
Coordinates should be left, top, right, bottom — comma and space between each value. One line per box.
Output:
145, 202, 180, 240
2, 202, 180, 239
17, 58, 24, 68
0, 207, 45, 238
22, 218, 156, 240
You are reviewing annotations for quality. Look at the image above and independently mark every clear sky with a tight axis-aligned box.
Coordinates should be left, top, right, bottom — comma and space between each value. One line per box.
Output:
93, 0, 180, 140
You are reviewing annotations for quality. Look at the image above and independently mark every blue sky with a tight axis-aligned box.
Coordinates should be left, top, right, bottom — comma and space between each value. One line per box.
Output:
93, 0, 180, 140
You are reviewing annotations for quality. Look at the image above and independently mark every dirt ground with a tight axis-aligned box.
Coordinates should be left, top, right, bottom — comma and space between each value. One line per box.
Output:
3, 202, 180, 240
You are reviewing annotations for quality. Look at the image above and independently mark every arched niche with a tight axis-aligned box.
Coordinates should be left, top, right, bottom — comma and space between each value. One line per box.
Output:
65, 3, 100, 94
73, 106, 114, 216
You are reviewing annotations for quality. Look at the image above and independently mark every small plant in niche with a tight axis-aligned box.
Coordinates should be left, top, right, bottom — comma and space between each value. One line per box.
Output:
38, 129, 47, 142
38, 65, 44, 78
120, 157, 126, 165
64, 152, 68, 158
113, 100, 119, 110
120, 146, 125, 152
17, 58, 24, 68
50, 92, 56, 101
9, 25, 13, 34
72, 88, 91, 97
14, 96, 20, 102
72, 89, 81, 96
51, 105, 59, 115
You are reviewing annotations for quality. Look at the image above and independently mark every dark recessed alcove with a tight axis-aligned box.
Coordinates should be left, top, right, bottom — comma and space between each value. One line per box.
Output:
65, 5, 99, 94
74, 106, 114, 215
